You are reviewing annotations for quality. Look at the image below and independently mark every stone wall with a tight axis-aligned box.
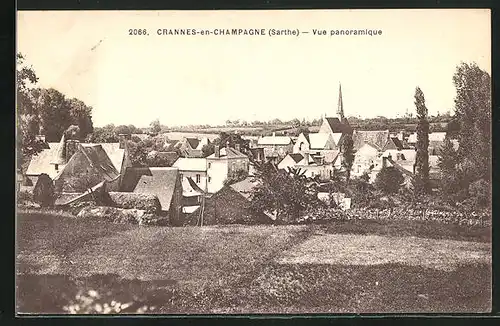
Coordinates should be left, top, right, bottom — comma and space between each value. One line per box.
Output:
305, 206, 491, 227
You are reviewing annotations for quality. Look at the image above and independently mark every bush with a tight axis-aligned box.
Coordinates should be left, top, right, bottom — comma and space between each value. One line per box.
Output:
465, 179, 491, 209
374, 167, 404, 194
76, 206, 157, 225
105, 192, 161, 214
33, 173, 55, 207
346, 177, 374, 208
18, 188, 33, 202
223, 169, 248, 186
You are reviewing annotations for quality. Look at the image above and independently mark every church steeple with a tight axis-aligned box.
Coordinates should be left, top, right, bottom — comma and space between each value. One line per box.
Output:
337, 83, 344, 120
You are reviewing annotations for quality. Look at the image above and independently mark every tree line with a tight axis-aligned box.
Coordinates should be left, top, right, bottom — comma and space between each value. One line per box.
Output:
17, 53, 94, 165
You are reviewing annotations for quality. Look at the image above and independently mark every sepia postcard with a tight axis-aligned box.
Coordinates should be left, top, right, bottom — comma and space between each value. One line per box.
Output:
16, 9, 492, 315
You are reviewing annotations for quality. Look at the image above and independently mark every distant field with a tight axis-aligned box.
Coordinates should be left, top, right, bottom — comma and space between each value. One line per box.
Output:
17, 212, 491, 314
164, 121, 448, 137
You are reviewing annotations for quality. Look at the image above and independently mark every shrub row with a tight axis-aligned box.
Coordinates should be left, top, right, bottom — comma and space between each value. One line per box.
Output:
302, 206, 491, 227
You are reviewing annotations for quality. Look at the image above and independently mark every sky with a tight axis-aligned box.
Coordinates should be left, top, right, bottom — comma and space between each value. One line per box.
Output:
17, 9, 490, 127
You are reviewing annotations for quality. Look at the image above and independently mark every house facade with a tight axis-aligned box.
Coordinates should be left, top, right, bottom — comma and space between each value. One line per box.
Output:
172, 157, 208, 193
278, 152, 336, 181
257, 133, 293, 162
206, 145, 250, 193
25, 133, 132, 192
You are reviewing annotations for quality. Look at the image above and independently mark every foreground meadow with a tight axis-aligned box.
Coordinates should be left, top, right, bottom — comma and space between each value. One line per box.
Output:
16, 211, 491, 314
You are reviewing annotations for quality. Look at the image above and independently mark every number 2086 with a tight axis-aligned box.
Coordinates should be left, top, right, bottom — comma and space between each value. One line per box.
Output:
129, 29, 148, 35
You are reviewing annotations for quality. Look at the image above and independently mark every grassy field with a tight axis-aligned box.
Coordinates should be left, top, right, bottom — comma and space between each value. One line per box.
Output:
16, 212, 491, 314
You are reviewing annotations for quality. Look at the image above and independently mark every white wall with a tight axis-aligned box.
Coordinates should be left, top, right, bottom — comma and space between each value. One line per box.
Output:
207, 159, 228, 193
179, 170, 208, 192
278, 155, 298, 170
293, 133, 310, 153
352, 144, 380, 177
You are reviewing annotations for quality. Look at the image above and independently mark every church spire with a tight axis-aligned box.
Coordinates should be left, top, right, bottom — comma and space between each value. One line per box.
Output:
337, 83, 344, 120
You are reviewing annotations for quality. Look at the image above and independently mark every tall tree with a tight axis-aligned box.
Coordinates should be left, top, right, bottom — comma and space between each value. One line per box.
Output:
37, 88, 72, 141
67, 98, 94, 139
438, 137, 460, 196
150, 119, 161, 134
413, 87, 430, 193
16, 54, 44, 167
453, 62, 491, 185
341, 133, 355, 183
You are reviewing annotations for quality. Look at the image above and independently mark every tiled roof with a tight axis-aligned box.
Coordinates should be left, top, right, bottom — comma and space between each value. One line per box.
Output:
229, 177, 259, 200
181, 148, 204, 158
258, 136, 292, 146
27, 140, 126, 179
207, 147, 248, 159
83, 143, 125, 173
173, 157, 207, 171
132, 167, 179, 211
53, 145, 120, 192
390, 137, 404, 150
186, 137, 200, 150
353, 130, 390, 151
324, 117, 352, 134
26, 147, 65, 179
289, 153, 304, 163
76, 145, 120, 181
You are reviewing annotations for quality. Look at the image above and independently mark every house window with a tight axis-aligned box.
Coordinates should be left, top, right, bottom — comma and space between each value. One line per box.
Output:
54, 164, 59, 171
208, 176, 212, 183
311, 172, 315, 177
180, 173, 183, 180
196, 174, 201, 183
208, 162, 211, 168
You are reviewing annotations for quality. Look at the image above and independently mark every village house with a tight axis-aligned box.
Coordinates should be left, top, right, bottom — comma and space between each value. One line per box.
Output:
200, 177, 270, 225
349, 130, 402, 178
206, 145, 250, 193
278, 152, 338, 180
25, 133, 132, 191
257, 132, 294, 162
172, 157, 209, 193
120, 166, 182, 219
293, 132, 339, 164
404, 131, 459, 155
174, 137, 204, 158
180, 176, 204, 214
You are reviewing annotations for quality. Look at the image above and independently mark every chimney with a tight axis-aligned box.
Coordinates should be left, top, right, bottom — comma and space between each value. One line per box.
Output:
235, 143, 241, 152
65, 139, 80, 162
214, 145, 220, 158
303, 152, 310, 166
118, 134, 128, 149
